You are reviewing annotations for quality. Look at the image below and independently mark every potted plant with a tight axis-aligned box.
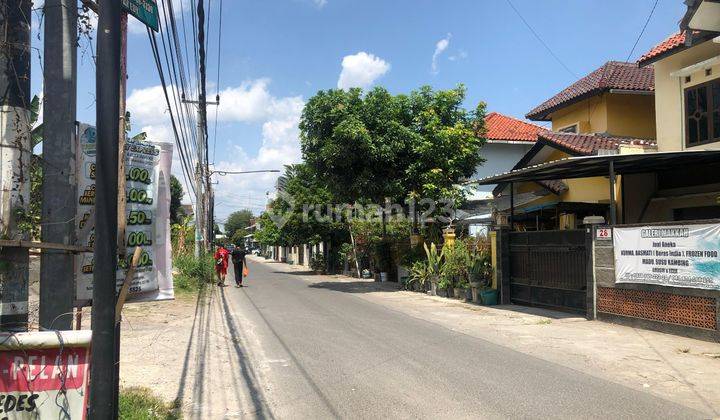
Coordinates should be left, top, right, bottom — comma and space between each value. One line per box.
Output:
424, 243, 442, 295
440, 241, 470, 300
408, 260, 430, 292
469, 252, 497, 305
310, 253, 326, 275
436, 275, 452, 298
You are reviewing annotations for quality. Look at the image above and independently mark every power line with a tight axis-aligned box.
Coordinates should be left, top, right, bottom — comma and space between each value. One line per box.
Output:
626, 0, 660, 62
504, 0, 577, 78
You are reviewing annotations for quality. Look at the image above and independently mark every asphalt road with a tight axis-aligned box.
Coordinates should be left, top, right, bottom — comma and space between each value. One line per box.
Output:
218, 258, 707, 419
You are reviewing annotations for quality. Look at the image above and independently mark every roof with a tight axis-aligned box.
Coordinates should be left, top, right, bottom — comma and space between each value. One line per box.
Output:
538, 132, 656, 156
468, 150, 720, 186
526, 61, 654, 121
484, 112, 544, 143
490, 132, 656, 196
637, 30, 715, 66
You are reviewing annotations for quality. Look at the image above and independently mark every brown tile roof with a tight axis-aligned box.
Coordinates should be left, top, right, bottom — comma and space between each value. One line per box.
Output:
637, 32, 687, 66
538, 180, 568, 195
484, 112, 544, 143
526, 61, 654, 121
538, 132, 656, 156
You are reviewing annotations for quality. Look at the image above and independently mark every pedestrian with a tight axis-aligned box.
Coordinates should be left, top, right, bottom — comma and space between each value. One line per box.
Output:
214, 244, 230, 286
231, 244, 248, 287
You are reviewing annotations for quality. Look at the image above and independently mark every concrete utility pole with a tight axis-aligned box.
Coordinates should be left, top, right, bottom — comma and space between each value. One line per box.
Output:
89, 0, 121, 416
39, 0, 78, 331
0, 0, 32, 331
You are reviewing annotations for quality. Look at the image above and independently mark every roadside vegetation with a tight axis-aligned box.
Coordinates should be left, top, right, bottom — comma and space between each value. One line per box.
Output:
119, 387, 181, 420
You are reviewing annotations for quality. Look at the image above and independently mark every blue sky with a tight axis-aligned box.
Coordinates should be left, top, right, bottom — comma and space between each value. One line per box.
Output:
31, 0, 687, 221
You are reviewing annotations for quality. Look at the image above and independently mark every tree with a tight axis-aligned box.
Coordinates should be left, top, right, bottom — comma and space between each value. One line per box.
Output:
170, 175, 184, 225
300, 85, 486, 207
224, 209, 254, 239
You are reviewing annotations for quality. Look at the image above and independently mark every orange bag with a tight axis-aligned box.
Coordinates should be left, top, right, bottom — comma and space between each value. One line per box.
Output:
242, 265, 249, 277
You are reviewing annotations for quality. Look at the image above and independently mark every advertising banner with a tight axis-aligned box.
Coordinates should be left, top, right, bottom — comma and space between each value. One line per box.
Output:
613, 223, 720, 290
0, 331, 91, 419
75, 124, 174, 304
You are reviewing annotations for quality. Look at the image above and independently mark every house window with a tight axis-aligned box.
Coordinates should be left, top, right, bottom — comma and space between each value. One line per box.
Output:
685, 79, 720, 147
558, 124, 578, 134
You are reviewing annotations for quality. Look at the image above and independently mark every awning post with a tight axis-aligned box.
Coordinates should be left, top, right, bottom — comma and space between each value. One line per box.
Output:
608, 160, 617, 225
509, 182, 515, 231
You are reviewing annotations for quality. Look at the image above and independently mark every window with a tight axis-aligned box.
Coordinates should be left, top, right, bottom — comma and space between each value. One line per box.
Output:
684, 79, 720, 147
558, 124, 578, 134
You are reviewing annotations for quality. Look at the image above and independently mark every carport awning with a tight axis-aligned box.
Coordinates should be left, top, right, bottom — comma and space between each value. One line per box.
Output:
466, 150, 720, 185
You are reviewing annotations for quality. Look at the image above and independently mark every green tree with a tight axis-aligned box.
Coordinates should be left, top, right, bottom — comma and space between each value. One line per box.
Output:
224, 209, 254, 239
300, 85, 486, 206
170, 175, 184, 225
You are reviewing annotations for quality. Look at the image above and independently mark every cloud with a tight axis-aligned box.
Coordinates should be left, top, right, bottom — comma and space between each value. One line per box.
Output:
431, 33, 452, 74
448, 49, 468, 62
127, 79, 304, 216
337, 52, 390, 90
313, 0, 327, 7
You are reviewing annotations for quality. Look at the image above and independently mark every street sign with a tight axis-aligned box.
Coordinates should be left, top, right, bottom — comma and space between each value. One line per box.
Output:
121, 0, 159, 32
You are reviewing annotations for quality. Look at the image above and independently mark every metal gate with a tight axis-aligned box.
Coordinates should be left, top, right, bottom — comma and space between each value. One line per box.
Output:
509, 230, 588, 314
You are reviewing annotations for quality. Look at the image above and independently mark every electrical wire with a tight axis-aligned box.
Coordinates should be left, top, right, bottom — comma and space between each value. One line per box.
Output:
626, 0, 660, 62
504, 0, 576, 78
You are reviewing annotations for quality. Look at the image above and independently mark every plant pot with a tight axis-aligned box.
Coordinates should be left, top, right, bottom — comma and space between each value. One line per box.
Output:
479, 289, 498, 306
469, 282, 481, 303
452, 287, 463, 299
412, 282, 423, 292
464, 288, 472, 302
436, 287, 448, 298
430, 281, 438, 296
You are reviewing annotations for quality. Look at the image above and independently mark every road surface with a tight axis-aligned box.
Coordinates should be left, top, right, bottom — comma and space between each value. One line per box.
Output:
191, 257, 708, 419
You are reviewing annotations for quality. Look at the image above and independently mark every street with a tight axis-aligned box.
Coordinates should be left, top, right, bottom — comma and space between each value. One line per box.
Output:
171, 257, 711, 419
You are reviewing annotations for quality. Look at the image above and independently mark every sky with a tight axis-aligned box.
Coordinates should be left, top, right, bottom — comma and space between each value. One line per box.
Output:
30, 0, 688, 224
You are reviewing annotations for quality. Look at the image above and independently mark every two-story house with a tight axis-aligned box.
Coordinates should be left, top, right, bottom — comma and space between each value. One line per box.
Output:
634, 3, 720, 221
493, 61, 657, 230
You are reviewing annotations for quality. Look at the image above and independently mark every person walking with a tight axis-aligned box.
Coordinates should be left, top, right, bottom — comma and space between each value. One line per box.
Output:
231, 244, 248, 287
214, 244, 230, 286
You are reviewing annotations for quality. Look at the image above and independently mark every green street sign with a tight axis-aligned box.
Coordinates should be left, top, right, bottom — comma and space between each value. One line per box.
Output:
122, 0, 159, 32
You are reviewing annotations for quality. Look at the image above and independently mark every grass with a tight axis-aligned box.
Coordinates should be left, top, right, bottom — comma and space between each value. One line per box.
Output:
172, 252, 215, 294
119, 387, 181, 420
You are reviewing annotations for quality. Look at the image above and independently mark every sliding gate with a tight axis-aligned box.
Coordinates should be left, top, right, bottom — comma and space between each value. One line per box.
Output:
509, 230, 589, 314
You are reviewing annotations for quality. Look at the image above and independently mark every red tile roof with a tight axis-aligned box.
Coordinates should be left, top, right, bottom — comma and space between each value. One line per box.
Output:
526, 61, 654, 121
637, 32, 687, 66
484, 112, 544, 143
538, 132, 656, 156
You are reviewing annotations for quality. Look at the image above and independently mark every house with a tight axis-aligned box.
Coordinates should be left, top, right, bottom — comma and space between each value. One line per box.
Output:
493, 61, 657, 230
470, 2, 720, 341
460, 112, 542, 234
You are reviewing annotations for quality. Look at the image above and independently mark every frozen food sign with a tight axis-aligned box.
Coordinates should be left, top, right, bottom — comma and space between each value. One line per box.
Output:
613, 223, 720, 290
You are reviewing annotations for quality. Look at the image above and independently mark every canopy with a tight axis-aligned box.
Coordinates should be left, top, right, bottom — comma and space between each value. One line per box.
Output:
467, 150, 720, 186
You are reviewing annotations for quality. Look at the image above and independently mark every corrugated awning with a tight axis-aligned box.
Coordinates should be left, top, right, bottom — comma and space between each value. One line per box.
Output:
466, 150, 720, 186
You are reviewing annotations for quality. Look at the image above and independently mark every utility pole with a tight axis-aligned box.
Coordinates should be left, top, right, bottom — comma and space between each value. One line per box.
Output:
0, 0, 32, 331
89, 0, 121, 417
39, 0, 77, 331
197, 0, 210, 251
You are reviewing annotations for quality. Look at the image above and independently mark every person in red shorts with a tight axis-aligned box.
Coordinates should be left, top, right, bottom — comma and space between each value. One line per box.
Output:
213, 244, 230, 286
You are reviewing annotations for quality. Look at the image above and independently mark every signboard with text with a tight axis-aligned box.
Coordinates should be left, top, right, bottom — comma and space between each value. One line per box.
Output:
75, 124, 174, 304
613, 223, 720, 290
122, 0, 159, 32
0, 331, 91, 420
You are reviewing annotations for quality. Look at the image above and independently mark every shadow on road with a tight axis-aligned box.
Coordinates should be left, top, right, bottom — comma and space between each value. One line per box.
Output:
491, 304, 584, 320
308, 281, 401, 294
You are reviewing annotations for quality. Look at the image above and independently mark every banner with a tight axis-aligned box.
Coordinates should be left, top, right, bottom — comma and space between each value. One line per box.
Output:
75, 124, 174, 304
613, 223, 720, 290
0, 331, 91, 419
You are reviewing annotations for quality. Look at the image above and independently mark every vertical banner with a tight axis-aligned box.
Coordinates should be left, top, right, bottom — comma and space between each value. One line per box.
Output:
613, 223, 720, 290
74, 124, 174, 304
0, 331, 91, 419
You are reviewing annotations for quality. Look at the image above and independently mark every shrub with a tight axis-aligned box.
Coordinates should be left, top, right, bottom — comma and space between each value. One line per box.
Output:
173, 252, 214, 293
310, 253, 326, 272
119, 387, 180, 420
